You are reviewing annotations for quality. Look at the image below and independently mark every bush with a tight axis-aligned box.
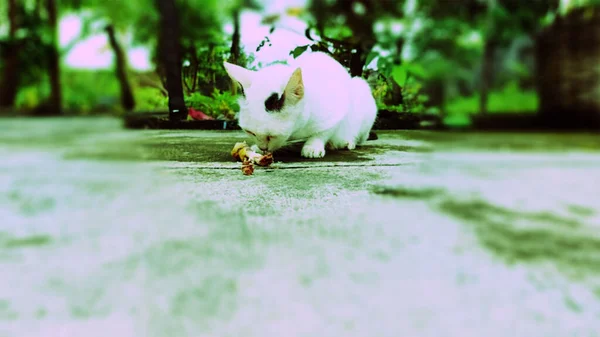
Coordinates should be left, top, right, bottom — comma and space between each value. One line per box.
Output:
445, 81, 538, 115
14, 70, 122, 114
134, 87, 168, 112
185, 89, 240, 120
443, 81, 539, 126
61, 70, 121, 114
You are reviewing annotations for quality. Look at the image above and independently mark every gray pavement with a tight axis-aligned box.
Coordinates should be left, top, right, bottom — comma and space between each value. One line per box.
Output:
1, 117, 599, 337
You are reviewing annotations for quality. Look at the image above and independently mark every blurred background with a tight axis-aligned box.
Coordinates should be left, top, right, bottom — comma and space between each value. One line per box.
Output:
1, 0, 600, 129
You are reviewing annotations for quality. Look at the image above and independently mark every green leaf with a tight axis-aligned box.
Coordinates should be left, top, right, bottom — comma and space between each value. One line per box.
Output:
406, 63, 428, 78
377, 57, 392, 77
491, 4, 510, 20
290, 45, 309, 58
392, 65, 407, 86
365, 50, 378, 67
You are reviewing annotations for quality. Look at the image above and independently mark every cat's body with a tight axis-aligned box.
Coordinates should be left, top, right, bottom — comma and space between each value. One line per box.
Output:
223, 51, 377, 158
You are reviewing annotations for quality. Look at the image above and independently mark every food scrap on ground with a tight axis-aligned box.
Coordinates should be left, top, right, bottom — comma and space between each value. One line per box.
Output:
231, 142, 274, 175
241, 160, 254, 175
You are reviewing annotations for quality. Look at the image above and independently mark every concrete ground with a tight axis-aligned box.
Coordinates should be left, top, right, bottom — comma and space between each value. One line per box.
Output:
1, 117, 600, 337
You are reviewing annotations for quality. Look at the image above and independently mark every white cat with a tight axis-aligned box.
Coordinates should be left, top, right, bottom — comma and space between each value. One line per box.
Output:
223, 51, 377, 158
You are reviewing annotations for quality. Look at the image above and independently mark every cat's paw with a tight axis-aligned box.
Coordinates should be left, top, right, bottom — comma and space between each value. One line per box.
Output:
301, 143, 326, 158
346, 141, 356, 150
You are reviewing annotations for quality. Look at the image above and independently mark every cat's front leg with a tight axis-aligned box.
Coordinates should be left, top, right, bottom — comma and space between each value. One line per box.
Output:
301, 136, 327, 158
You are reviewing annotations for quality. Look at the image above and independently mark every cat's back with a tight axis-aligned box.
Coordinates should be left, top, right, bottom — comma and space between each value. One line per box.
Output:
291, 52, 353, 131
293, 52, 351, 88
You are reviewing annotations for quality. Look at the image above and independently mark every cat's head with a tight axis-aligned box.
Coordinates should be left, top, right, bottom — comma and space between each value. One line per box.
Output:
223, 61, 305, 152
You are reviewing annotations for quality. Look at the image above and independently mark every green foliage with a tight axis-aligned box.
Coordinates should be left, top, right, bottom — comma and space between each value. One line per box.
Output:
14, 69, 167, 114
185, 89, 239, 120
11, 67, 241, 117
370, 62, 431, 114
13, 70, 118, 113
401, 80, 430, 113
1, 0, 574, 127
134, 87, 168, 112
0, 4, 54, 87
62, 70, 122, 113
64, 0, 225, 47
182, 43, 230, 95
444, 81, 539, 125
391, 62, 428, 85
14, 85, 48, 111
558, 0, 600, 15
290, 45, 310, 59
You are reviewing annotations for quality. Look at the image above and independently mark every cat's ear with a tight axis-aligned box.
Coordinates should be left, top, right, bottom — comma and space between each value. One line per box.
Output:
284, 67, 304, 104
223, 61, 254, 89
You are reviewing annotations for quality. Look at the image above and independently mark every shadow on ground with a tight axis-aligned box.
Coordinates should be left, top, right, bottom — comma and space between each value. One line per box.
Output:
372, 185, 600, 282
63, 133, 427, 164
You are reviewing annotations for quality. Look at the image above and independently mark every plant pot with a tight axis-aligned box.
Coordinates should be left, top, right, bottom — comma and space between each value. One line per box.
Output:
373, 110, 444, 130
124, 110, 445, 131
470, 113, 543, 131
123, 112, 239, 130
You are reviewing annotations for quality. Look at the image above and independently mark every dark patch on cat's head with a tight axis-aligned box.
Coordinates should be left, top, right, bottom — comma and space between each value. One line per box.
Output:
264, 92, 285, 112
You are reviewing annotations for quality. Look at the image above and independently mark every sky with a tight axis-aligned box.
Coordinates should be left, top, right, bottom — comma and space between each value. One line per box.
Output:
61, 0, 311, 71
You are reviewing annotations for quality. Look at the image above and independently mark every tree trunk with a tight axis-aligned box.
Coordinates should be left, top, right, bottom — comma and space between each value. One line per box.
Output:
229, 9, 241, 65
337, 0, 376, 78
479, 38, 495, 115
228, 8, 241, 95
348, 40, 375, 78
0, 0, 20, 109
155, 0, 187, 121
349, 48, 365, 78
45, 0, 62, 115
479, 0, 497, 115
105, 25, 135, 112
536, 7, 600, 129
